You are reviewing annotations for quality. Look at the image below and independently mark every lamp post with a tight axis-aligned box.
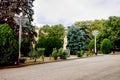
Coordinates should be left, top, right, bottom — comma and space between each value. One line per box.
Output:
18, 13, 23, 64
14, 13, 23, 64
92, 30, 98, 55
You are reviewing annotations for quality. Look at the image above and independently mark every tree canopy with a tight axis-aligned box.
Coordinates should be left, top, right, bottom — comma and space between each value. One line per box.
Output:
98, 16, 120, 45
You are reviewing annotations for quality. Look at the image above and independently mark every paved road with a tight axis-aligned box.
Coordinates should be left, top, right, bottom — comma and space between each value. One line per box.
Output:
0, 55, 120, 80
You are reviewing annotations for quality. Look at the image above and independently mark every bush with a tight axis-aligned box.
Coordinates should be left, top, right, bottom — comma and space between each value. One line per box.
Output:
59, 51, 67, 59
28, 48, 45, 62
52, 48, 59, 60
100, 38, 112, 54
76, 50, 84, 57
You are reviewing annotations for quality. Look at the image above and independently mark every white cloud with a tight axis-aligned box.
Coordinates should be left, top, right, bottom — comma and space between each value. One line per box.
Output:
32, 0, 120, 27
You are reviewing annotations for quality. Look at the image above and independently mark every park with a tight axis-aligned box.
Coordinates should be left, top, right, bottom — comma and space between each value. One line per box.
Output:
0, 0, 120, 80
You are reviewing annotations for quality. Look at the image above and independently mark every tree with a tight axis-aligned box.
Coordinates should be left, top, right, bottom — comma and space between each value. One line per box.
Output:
67, 26, 92, 54
98, 16, 120, 52
35, 36, 62, 56
0, 0, 36, 57
0, 24, 18, 66
37, 24, 65, 56
39, 24, 65, 39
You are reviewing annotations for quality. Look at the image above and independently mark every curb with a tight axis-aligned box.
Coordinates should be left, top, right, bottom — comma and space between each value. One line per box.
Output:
0, 54, 105, 70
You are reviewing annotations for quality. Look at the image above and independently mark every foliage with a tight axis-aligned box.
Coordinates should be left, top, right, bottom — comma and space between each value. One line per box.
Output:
0, 0, 36, 57
39, 24, 65, 38
0, 0, 34, 28
35, 36, 46, 49
41, 54, 45, 62
21, 38, 31, 56
29, 48, 45, 62
36, 36, 62, 56
76, 50, 84, 57
59, 48, 67, 59
52, 48, 59, 60
37, 24, 65, 56
88, 39, 94, 49
0, 24, 18, 65
86, 52, 94, 57
91, 19, 105, 31
98, 16, 120, 51
74, 20, 92, 28
100, 39, 112, 54
67, 26, 92, 54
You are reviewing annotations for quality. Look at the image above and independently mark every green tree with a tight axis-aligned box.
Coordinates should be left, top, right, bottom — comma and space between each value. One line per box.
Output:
98, 16, 120, 52
35, 36, 62, 56
0, 24, 18, 66
37, 24, 65, 56
67, 26, 92, 54
39, 24, 65, 39
100, 39, 112, 54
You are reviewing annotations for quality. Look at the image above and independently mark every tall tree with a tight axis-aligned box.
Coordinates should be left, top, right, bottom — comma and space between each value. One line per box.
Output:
98, 16, 120, 52
0, 0, 36, 56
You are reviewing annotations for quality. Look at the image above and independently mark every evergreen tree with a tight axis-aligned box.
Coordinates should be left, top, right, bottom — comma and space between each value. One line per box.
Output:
67, 26, 91, 54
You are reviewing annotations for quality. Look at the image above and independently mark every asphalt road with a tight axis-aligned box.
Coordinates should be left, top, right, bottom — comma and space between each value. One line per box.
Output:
0, 54, 120, 80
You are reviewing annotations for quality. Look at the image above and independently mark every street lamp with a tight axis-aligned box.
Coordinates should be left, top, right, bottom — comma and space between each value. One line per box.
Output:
14, 12, 29, 64
14, 13, 23, 64
92, 30, 98, 55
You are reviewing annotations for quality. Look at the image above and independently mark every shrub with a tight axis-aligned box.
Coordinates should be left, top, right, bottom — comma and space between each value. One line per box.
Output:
76, 50, 84, 57
100, 38, 112, 54
52, 48, 59, 60
28, 48, 45, 62
59, 51, 67, 59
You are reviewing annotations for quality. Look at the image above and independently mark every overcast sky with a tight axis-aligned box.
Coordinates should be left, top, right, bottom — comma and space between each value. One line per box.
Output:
32, 0, 120, 27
